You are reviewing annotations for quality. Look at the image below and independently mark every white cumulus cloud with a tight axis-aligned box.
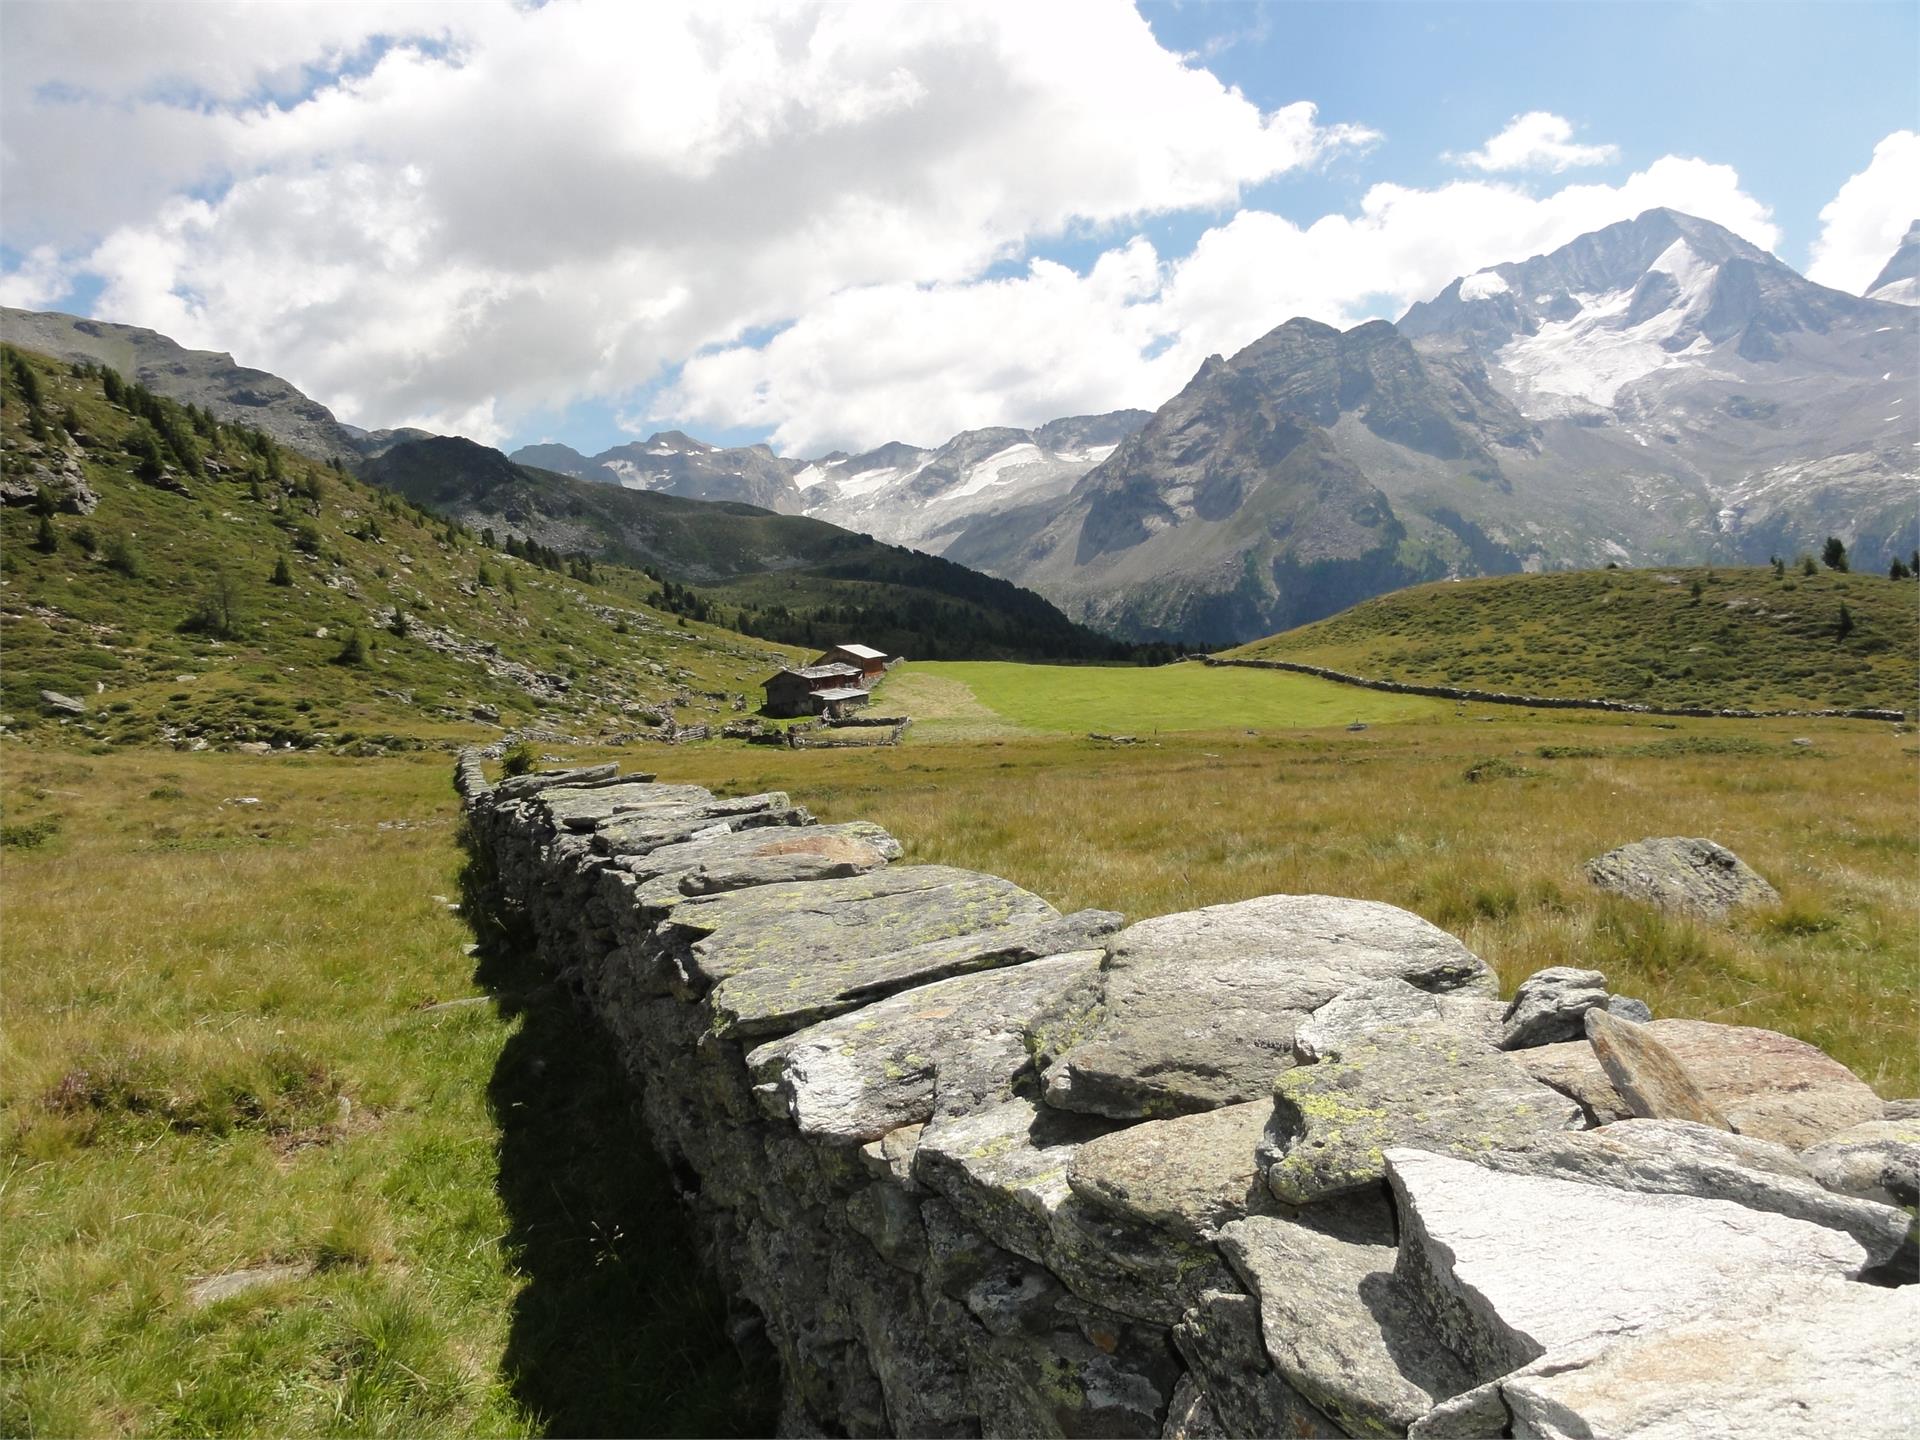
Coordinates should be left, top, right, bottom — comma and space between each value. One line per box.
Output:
1450, 112, 1620, 173
0, 1, 1372, 446
1806, 131, 1920, 294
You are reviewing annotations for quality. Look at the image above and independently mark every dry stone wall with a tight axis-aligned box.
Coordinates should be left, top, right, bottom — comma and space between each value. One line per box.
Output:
456, 751, 1918, 1439
1201, 655, 1909, 723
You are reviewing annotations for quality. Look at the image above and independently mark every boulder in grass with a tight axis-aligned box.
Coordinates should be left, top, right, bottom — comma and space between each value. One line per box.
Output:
38, 688, 85, 716
1584, 836, 1778, 918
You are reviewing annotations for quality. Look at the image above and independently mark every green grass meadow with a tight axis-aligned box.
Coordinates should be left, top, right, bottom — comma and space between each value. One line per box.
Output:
882, 659, 1443, 738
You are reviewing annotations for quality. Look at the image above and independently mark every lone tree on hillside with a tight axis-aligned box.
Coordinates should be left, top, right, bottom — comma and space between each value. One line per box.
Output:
1836, 602, 1855, 641
181, 566, 245, 639
1892, 556, 1914, 581
269, 554, 294, 587
1822, 536, 1849, 572
334, 628, 371, 666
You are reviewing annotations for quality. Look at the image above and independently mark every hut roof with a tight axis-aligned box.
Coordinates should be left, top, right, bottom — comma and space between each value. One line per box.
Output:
765, 663, 862, 684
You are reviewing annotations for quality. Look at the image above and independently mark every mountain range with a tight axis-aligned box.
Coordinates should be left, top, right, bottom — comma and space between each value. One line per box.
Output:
9, 208, 1913, 644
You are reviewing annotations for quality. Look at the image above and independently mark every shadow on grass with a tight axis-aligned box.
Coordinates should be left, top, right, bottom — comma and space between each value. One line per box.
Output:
459, 837, 780, 1438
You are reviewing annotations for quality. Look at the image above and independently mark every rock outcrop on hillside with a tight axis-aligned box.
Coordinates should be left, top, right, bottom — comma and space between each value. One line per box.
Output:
458, 753, 1918, 1438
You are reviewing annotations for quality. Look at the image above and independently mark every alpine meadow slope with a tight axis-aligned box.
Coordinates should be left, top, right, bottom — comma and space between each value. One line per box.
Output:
0, 345, 805, 749
1224, 565, 1920, 713
366, 435, 1157, 662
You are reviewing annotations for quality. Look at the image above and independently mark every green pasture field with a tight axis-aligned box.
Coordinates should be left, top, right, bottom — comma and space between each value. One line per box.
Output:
878, 659, 1444, 738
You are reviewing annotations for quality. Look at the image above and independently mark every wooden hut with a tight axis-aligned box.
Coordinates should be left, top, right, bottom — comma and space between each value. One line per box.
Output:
761, 662, 870, 718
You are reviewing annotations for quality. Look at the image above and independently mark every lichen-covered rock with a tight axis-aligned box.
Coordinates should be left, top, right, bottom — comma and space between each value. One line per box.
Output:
1386, 1148, 1873, 1383
1498, 967, 1609, 1049
608, 821, 902, 910
1219, 1215, 1475, 1437
1293, 978, 1505, 1063
1584, 836, 1779, 917
1488, 1274, 1920, 1440
1160, 1373, 1227, 1440
912, 1095, 1120, 1267
1041, 895, 1496, 1120
1639, 1018, 1885, 1151
1173, 1290, 1341, 1440
1262, 1026, 1582, 1205
490, 761, 621, 798
1584, 1008, 1733, 1130
1468, 1119, 1912, 1267
1800, 1118, 1920, 1209
747, 950, 1102, 1144
1068, 1100, 1274, 1242
663, 865, 1117, 1038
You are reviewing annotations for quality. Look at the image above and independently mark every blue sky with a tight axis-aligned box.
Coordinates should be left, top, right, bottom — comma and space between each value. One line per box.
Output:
3, 1, 1914, 458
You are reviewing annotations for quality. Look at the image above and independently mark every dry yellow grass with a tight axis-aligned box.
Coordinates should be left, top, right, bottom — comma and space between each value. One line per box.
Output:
652, 711, 1920, 1095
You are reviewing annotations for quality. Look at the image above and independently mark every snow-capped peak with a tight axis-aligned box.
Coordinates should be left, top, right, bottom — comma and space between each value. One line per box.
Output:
1459, 270, 1511, 300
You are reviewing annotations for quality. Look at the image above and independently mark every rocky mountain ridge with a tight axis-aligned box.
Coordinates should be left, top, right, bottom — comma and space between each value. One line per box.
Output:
943, 209, 1918, 640
511, 409, 1151, 544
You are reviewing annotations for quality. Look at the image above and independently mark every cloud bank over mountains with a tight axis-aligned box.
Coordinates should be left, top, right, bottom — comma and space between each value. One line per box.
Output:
0, 1, 1908, 453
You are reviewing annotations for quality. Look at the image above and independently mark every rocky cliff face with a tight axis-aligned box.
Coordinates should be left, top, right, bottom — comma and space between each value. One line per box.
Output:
460, 753, 1917, 1439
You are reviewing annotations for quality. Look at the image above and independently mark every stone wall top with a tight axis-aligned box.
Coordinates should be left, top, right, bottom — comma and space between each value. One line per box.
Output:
459, 750, 1916, 1438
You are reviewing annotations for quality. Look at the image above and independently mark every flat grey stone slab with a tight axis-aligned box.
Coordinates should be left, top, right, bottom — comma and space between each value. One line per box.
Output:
1219, 1214, 1474, 1437
614, 819, 897, 885
1487, 1274, 1920, 1440
1042, 895, 1496, 1119
590, 793, 803, 854
912, 1095, 1119, 1267
1386, 1147, 1873, 1383
1067, 1099, 1273, 1242
746, 950, 1102, 1144
633, 822, 901, 910
1263, 1025, 1583, 1205
1294, 977, 1505, 1063
491, 762, 619, 798
538, 780, 715, 829
660, 866, 1117, 1037
1471, 1118, 1912, 1267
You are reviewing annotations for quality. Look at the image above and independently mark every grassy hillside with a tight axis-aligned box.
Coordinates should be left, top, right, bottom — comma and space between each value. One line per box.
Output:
364, 436, 1162, 663
0, 346, 804, 750
1224, 566, 1919, 712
